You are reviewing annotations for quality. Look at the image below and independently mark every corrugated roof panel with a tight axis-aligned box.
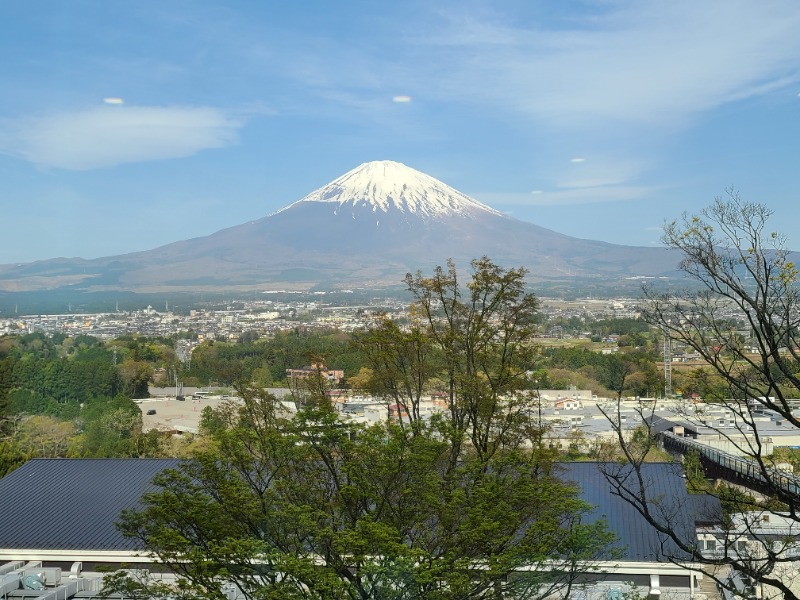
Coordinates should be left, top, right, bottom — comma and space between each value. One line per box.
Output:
557, 462, 720, 561
0, 458, 719, 562
0, 458, 180, 551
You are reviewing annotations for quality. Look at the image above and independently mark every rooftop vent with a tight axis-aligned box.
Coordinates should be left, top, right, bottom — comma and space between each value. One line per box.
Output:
21, 573, 44, 590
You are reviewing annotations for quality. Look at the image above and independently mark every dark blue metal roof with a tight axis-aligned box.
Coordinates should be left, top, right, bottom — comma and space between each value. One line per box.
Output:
558, 462, 720, 561
0, 458, 719, 561
0, 458, 180, 551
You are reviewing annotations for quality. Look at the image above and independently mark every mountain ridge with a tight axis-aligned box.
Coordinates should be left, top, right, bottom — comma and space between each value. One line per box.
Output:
0, 161, 682, 293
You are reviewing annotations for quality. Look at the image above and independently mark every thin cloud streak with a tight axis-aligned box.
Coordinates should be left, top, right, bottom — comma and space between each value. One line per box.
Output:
413, 1, 800, 126
246, 1, 800, 206
476, 186, 658, 208
0, 105, 245, 170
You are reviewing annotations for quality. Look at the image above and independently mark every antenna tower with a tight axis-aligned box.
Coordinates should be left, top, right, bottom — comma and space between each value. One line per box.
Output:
663, 329, 672, 398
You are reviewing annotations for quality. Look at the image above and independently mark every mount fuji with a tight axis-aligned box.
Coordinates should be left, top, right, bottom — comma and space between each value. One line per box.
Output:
0, 161, 680, 292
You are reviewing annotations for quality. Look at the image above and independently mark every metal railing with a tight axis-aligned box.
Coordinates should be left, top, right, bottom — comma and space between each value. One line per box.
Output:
659, 431, 800, 499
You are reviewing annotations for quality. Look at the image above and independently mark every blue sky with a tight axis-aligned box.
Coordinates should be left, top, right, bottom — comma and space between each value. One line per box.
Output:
1, 0, 800, 263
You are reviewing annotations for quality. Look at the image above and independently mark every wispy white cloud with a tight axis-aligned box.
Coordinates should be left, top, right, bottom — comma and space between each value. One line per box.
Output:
476, 185, 658, 207
0, 105, 245, 170
553, 155, 651, 190
55, 2, 796, 140
414, 1, 800, 127
253, 0, 800, 205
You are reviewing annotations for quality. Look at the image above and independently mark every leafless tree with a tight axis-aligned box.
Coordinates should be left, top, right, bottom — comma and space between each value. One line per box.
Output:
603, 191, 800, 600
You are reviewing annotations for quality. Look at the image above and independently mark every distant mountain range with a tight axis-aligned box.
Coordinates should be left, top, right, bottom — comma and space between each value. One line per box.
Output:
0, 161, 681, 293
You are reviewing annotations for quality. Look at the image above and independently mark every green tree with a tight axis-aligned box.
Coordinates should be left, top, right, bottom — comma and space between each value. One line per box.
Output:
119, 390, 613, 600
118, 359, 152, 398
352, 317, 437, 426
117, 258, 614, 599
403, 257, 542, 460
598, 354, 635, 403
79, 396, 146, 457
251, 362, 274, 388
0, 439, 25, 478
15, 414, 78, 458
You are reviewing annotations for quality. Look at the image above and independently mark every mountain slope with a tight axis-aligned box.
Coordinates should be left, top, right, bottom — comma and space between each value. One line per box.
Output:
0, 161, 681, 292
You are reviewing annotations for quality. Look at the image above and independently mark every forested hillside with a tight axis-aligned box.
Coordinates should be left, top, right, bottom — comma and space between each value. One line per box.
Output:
0, 333, 168, 474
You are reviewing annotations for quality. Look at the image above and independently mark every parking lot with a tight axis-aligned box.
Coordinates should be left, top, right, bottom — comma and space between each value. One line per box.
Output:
138, 387, 293, 433
137, 394, 238, 434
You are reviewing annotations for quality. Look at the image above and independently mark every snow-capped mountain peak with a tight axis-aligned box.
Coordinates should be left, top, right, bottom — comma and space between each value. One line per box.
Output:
275, 160, 502, 219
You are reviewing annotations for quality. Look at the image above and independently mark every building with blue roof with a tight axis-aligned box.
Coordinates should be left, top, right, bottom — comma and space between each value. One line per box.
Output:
0, 458, 721, 599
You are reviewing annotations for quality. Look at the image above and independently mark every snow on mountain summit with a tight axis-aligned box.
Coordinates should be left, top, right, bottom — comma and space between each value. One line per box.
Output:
276, 160, 503, 219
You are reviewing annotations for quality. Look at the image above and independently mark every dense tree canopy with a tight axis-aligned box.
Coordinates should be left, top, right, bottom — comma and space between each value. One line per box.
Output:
117, 258, 615, 599
0, 333, 169, 474
544, 346, 662, 399
188, 330, 364, 386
